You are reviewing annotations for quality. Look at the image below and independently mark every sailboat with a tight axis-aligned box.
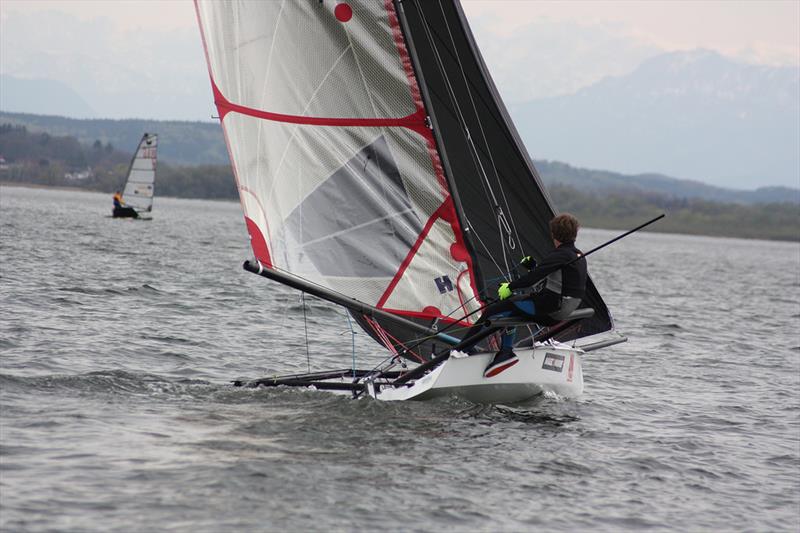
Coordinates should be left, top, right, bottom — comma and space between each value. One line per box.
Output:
113, 133, 158, 219
195, 1, 628, 402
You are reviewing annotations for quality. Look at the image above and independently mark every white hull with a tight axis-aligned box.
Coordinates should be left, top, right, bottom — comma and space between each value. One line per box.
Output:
370, 345, 584, 403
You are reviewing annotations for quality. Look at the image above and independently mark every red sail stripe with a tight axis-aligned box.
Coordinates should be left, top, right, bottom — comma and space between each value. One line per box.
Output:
211, 78, 427, 130
382, 0, 482, 312
376, 200, 450, 309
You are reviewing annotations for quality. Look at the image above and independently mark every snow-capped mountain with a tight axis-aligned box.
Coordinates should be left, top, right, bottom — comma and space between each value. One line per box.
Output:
510, 50, 800, 189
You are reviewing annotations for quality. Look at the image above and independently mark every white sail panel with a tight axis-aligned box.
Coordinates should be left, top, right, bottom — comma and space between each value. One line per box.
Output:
122, 133, 157, 212
226, 113, 476, 315
380, 217, 481, 319
196, 0, 482, 336
196, 1, 417, 120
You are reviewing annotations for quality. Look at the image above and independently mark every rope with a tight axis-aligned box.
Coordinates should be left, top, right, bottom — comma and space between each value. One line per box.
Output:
435, 1, 524, 260
414, 0, 520, 276
344, 310, 357, 379
301, 292, 310, 373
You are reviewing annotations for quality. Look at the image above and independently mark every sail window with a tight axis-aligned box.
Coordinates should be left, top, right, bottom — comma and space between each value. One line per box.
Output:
283, 135, 423, 278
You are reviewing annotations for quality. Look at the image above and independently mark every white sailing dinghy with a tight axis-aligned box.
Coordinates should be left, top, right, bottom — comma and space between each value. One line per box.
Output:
195, 1, 629, 403
113, 133, 158, 219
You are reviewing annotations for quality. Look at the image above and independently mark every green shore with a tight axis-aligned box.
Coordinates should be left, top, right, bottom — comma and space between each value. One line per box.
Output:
3, 181, 798, 243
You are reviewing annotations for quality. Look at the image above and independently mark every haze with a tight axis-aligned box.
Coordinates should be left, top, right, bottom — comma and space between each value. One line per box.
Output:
1, 0, 798, 189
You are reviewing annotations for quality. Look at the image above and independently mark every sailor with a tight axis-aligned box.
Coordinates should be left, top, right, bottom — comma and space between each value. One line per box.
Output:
460, 213, 588, 378
113, 191, 124, 209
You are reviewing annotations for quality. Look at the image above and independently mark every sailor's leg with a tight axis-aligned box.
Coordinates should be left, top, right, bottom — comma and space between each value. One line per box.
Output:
458, 300, 518, 353
500, 327, 516, 350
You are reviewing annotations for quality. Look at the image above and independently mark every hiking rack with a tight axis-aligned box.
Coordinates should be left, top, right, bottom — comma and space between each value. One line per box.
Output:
234, 309, 596, 397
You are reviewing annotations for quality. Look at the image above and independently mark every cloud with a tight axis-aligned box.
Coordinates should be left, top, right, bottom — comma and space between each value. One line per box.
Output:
467, 17, 660, 102
0, 6, 212, 121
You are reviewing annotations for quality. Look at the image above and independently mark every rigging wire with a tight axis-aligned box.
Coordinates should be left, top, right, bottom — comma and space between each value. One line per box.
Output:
464, 217, 512, 280
413, 0, 520, 276
435, 1, 524, 258
301, 291, 311, 373
344, 310, 357, 379
259, 261, 490, 355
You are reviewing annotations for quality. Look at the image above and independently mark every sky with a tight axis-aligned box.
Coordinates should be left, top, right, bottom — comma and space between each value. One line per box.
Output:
0, 0, 798, 188
2, 0, 797, 112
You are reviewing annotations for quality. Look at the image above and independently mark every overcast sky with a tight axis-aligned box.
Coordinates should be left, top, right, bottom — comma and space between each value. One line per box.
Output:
1, 1, 798, 188
2, 0, 797, 117
4, 0, 798, 64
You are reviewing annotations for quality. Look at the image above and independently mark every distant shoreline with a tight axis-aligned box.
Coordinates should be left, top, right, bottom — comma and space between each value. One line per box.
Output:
4, 182, 797, 244
1, 181, 93, 193
0, 182, 239, 204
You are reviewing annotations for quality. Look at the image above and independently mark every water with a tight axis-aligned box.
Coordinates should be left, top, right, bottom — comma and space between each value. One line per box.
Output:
1, 185, 798, 532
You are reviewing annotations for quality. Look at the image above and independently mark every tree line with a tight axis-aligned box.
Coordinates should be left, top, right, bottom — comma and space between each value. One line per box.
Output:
1, 124, 797, 241
0, 124, 237, 199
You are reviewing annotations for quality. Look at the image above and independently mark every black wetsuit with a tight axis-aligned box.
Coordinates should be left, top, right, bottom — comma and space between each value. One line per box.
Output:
459, 241, 587, 352
508, 240, 587, 316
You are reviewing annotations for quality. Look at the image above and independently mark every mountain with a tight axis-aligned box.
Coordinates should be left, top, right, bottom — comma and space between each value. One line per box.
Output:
510, 50, 800, 190
535, 160, 800, 205
0, 8, 211, 122
0, 75, 96, 118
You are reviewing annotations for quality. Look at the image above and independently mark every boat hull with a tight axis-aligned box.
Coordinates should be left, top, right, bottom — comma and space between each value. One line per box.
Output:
112, 206, 140, 218
372, 345, 584, 403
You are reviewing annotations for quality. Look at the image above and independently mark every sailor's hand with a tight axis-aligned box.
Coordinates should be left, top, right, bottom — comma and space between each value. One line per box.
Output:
520, 255, 536, 270
498, 282, 512, 300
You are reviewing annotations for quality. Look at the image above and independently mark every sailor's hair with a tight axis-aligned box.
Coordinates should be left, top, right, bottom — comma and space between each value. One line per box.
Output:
550, 213, 580, 242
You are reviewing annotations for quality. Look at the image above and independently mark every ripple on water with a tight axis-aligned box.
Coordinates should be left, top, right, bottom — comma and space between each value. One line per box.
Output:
2, 188, 799, 532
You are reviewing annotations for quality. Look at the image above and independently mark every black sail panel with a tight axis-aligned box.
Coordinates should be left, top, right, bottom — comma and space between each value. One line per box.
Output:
398, 0, 613, 339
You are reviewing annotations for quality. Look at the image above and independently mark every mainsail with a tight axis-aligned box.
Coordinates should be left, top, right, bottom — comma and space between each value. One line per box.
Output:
122, 133, 158, 213
195, 1, 613, 360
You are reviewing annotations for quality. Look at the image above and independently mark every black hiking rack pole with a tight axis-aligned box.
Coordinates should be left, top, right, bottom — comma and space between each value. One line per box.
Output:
243, 260, 461, 347
235, 368, 408, 393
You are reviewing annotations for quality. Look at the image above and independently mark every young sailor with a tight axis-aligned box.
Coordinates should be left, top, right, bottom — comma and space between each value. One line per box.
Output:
461, 213, 588, 378
113, 191, 124, 209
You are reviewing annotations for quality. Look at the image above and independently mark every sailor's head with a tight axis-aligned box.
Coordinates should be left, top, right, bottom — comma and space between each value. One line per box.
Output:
550, 213, 580, 245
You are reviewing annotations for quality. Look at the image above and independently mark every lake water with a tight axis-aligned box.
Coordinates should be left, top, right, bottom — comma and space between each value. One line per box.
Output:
1, 185, 799, 532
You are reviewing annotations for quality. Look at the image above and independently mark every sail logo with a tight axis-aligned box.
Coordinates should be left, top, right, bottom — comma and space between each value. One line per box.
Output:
434, 275, 454, 294
542, 352, 565, 372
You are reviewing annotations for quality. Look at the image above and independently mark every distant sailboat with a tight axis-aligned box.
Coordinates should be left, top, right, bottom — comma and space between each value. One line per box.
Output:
113, 133, 157, 219
195, 1, 628, 402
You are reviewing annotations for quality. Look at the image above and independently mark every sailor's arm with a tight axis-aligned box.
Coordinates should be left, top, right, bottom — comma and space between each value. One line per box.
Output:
507, 251, 566, 291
